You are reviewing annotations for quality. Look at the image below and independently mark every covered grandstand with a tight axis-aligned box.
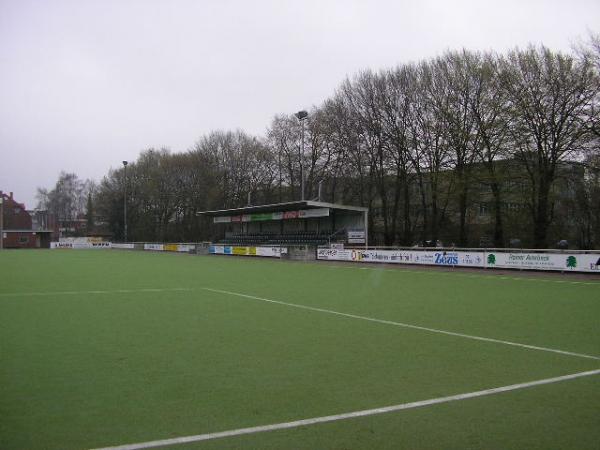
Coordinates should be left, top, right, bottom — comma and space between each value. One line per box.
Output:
197, 200, 369, 247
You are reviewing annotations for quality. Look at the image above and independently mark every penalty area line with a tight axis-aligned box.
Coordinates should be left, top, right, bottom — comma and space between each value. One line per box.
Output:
91, 368, 600, 450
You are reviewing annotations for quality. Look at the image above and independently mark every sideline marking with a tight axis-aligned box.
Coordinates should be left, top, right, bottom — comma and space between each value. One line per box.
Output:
0, 287, 193, 298
203, 287, 600, 361
325, 263, 600, 286
91, 368, 600, 450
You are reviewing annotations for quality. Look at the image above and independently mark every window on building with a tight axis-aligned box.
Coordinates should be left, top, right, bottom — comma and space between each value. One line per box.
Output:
504, 202, 525, 212
19, 236, 29, 244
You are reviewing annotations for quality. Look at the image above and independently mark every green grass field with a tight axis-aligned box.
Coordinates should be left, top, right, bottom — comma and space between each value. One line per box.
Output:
1, 250, 599, 450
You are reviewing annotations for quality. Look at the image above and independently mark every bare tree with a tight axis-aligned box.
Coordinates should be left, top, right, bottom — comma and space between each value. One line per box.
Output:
379, 65, 417, 244
410, 61, 454, 244
499, 46, 599, 247
424, 51, 481, 246
317, 96, 362, 204
341, 71, 407, 244
37, 172, 95, 236
266, 115, 303, 202
470, 52, 512, 247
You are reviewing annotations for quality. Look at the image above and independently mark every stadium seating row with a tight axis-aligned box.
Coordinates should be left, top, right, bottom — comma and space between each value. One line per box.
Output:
219, 230, 339, 246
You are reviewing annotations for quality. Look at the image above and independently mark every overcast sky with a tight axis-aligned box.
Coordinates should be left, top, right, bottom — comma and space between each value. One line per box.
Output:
1, 0, 599, 208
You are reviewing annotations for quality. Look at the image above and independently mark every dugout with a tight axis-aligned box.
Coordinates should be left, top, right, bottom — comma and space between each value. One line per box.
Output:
197, 200, 368, 247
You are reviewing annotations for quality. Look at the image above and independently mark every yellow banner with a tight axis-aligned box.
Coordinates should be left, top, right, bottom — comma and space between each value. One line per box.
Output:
164, 244, 178, 252
232, 246, 248, 255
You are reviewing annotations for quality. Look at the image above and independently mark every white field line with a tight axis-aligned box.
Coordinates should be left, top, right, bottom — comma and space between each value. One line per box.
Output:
203, 287, 600, 361
0, 287, 193, 298
91, 368, 600, 450
325, 263, 600, 286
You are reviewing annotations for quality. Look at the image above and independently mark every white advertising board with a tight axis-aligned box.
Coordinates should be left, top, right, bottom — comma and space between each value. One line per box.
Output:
112, 243, 135, 249
51, 242, 112, 249
209, 245, 287, 258
90, 242, 111, 248
316, 247, 600, 273
317, 248, 353, 261
298, 208, 330, 218
144, 243, 164, 251
356, 250, 485, 267
75, 242, 106, 249
576, 254, 600, 272
177, 244, 195, 252
317, 248, 485, 267
347, 230, 366, 244
256, 246, 286, 257
485, 252, 600, 273
51, 242, 72, 249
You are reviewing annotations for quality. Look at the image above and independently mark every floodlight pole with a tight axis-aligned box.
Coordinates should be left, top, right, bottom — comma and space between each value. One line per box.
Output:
123, 160, 128, 243
0, 195, 4, 250
318, 180, 323, 202
364, 209, 369, 249
295, 110, 308, 201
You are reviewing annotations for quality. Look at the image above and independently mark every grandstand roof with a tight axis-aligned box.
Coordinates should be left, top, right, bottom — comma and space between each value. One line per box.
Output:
196, 200, 368, 217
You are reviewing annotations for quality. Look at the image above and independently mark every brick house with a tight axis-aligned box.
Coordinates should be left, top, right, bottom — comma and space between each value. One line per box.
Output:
0, 191, 54, 248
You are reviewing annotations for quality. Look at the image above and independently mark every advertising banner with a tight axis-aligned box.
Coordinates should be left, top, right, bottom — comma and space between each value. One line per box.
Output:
256, 246, 287, 257
347, 230, 366, 244
209, 245, 225, 254
210, 245, 286, 258
51, 242, 112, 249
250, 213, 272, 222
316, 247, 599, 273
317, 248, 353, 261
283, 211, 299, 219
51, 242, 72, 249
356, 250, 485, 267
317, 248, 485, 267
298, 208, 330, 218
576, 254, 600, 272
164, 244, 179, 252
213, 208, 329, 223
90, 242, 111, 248
112, 243, 135, 249
144, 243, 164, 251
177, 244, 195, 252
485, 252, 600, 273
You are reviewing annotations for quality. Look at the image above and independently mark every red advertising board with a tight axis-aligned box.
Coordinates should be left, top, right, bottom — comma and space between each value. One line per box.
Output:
283, 211, 299, 219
